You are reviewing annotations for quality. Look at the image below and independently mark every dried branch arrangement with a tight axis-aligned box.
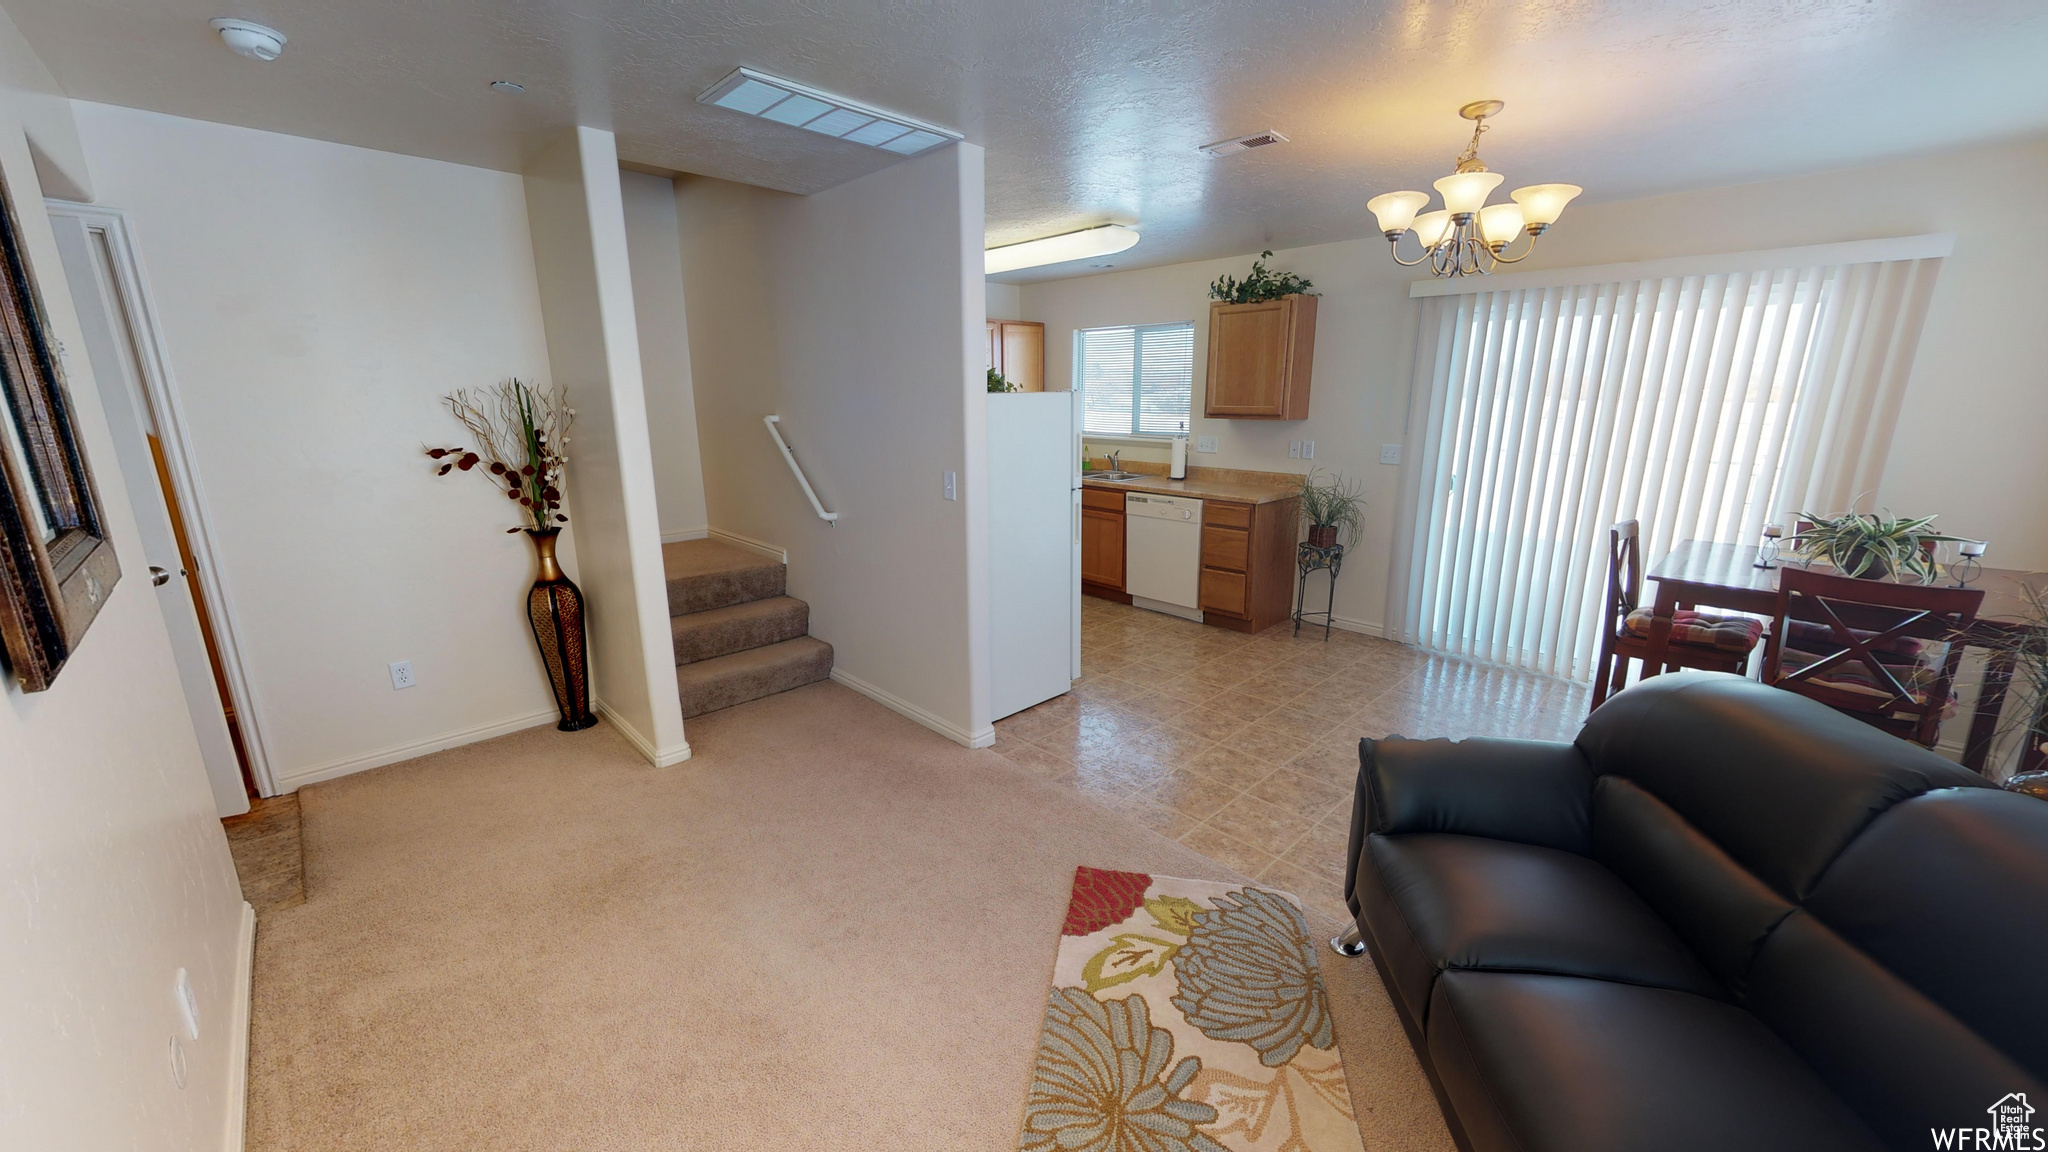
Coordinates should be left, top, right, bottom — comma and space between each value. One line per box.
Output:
425, 378, 573, 532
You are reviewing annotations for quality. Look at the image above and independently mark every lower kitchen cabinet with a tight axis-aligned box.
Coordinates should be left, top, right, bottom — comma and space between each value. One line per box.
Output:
1081, 487, 1129, 601
1197, 497, 1299, 632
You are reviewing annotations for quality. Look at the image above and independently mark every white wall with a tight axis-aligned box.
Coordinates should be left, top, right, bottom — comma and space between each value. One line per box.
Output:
1021, 136, 2048, 634
620, 169, 708, 542
71, 101, 568, 792
0, 14, 248, 1149
985, 280, 1021, 321
676, 145, 992, 745
524, 127, 689, 766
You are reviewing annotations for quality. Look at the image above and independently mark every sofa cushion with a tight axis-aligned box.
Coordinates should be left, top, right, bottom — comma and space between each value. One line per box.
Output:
1425, 970, 1883, 1152
1576, 674, 1991, 901
1367, 833, 1723, 1024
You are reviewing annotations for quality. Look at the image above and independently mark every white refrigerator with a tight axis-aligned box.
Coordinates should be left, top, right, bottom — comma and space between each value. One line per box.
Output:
987, 391, 1082, 721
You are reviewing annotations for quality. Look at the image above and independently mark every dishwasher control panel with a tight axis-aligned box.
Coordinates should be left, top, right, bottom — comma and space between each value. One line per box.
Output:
1125, 493, 1203, 521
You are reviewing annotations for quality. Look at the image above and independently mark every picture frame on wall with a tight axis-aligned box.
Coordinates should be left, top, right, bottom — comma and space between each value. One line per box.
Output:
0, 163, 119, 691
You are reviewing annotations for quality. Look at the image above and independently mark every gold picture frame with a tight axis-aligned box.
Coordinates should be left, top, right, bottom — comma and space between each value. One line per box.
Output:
0, 164, 118, 691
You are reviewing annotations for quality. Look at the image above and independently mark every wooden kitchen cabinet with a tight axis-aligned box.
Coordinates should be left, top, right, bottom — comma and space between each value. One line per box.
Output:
986, 320, 1045, 392
1198, 497, 1299, 632
1081, 487, 1128, 601
1203, 295, 1316, 420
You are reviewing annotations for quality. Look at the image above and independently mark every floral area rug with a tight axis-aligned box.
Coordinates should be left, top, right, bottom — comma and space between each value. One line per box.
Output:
1016, 866, 1363, 1152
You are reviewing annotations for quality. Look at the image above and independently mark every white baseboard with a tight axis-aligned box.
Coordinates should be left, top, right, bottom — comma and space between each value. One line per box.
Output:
272, 708, 560, 792
707, 527, 787, 565
831, 667, 996, 748
660, 526, 710, 544
223, 899, 255, 1152
1329, 613, 1389, 639
594, 697, 692, 767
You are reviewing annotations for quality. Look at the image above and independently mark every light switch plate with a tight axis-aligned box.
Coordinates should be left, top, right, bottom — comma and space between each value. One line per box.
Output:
1381, 443, 1403, 465
1288, 441, 1301, 458
1302, 441, 1315, 459
1196, 436, 1218, 454
389, 660, 416, 690
943, 470, 957, 501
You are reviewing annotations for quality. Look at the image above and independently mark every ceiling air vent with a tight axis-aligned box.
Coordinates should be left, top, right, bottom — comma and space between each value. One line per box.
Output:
1199, 130, 1289, 158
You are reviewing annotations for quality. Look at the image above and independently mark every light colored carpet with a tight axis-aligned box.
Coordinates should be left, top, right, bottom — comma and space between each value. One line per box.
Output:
247, 681, 1452, 1152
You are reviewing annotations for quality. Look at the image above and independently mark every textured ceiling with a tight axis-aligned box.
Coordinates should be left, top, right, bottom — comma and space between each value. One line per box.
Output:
11, 0, 2048, 281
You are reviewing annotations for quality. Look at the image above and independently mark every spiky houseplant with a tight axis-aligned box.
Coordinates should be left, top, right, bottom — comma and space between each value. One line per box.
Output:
1298, 470, 1364, 548
1984, 583, 2048, 785
1209, 250, 1317, 304
1789, 510, 1971, 583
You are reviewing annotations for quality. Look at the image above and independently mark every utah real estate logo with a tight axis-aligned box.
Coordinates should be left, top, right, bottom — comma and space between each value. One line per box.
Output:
1932, 1094, 2045, 1150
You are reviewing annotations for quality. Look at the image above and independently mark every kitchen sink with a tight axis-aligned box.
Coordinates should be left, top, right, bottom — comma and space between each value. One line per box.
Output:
1089, 471, 1147, 481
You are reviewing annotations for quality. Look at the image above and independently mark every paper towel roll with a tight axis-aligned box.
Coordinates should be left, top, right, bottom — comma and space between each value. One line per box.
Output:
1169, 431, 1187, 479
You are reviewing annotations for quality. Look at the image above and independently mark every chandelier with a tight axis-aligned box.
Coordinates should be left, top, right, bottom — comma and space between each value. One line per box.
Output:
1366, 100, 1581, 278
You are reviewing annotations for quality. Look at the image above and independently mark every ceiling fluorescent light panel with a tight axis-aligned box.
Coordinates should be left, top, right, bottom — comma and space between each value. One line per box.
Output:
697, 67, 962, 156
985, 225, 1140, 275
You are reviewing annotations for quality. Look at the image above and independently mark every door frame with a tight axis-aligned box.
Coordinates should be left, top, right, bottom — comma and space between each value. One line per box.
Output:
45, 200, 279, 796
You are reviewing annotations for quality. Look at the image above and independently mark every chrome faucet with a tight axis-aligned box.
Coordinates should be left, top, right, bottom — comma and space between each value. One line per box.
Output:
1109, 451, 1121, 473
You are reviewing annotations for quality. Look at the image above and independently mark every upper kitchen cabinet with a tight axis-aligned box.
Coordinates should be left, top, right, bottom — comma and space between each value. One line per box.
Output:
1203, 295, 1316, 419
987, 320, 1045, 391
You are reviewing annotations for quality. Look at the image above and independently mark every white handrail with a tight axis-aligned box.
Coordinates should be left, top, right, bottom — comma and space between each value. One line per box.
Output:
764, 415, 838, 524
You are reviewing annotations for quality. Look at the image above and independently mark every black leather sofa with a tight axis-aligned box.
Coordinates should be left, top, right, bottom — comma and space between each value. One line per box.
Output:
1342, 672, 2047, 1152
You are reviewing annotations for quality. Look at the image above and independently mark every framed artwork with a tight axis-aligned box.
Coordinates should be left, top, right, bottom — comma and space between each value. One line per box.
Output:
0, 162, 118, 691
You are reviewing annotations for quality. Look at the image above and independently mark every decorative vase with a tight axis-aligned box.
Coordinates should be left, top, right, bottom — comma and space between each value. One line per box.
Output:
1308, 525, 1338, 548
524, 528, 597, 732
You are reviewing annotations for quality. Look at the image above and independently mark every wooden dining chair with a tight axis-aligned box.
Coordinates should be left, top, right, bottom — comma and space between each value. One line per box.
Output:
1763, 566, 1984, 748
1591, 520, 1765, 709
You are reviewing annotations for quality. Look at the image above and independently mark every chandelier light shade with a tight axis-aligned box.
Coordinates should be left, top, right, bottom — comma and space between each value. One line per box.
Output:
1369, 100, 1582, 278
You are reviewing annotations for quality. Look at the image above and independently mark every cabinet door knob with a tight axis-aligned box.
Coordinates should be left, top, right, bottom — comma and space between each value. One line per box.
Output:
150, 566, 172, 587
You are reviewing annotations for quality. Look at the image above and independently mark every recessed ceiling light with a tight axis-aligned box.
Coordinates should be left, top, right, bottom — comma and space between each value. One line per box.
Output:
1199, 130, 1289, 158
696, 66, 961, 156
490, 80, 525, 94
209, 18, 286, 61
985, 225, 1140, 275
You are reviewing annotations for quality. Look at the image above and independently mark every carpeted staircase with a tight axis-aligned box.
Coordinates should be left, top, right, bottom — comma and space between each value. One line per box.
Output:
663, 538, 833, 718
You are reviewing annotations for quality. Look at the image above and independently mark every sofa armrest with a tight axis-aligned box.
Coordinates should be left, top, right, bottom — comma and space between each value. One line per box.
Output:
1345, 737, 1595, 897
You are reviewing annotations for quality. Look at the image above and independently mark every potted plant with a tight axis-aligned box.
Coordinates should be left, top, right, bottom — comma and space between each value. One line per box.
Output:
1789, 510, 1971, 582
1298, 469, 1363, 548
425, 378, 597, 732
988, 367, 1017, 393
1989, 583, 2048, 796
1209, 250, 1317, 304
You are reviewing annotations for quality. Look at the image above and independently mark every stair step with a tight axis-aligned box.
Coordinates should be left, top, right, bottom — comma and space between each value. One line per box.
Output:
673, 596, 810, 666
663, 538, 784, 616
677, 636, 834, 718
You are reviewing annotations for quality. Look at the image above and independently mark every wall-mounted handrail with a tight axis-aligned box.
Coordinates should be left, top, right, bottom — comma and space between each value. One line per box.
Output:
764, 415, 838, 525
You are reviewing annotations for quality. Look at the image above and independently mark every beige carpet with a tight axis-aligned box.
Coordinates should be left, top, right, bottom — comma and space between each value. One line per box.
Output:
247, 681, 1453, 1152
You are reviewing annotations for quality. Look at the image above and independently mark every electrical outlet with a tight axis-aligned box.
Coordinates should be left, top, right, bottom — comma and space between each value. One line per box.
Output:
1302, 440, 1315, 459
1196, 436, 1218, 454
389, 660, 416, 690
943, 471, 957, 501
1288, 441, 1301, 458
1380, 443, 1403, 465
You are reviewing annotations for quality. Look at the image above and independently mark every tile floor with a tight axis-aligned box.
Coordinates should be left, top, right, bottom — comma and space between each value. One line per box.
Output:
993, 596, 1589, 921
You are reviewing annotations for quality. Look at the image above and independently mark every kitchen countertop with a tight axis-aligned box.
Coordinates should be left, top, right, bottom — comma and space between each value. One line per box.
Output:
1081, 465, 1302, 506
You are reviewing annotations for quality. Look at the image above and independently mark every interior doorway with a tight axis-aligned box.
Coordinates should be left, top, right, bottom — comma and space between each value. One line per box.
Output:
47, 201, 263, 814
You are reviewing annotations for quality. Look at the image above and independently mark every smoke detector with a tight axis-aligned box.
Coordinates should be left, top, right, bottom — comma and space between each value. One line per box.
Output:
209, 18, 286, 61
1199, 130, 1288, 158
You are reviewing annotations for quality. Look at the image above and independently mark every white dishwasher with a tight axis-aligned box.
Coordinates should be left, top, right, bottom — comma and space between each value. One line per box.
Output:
1124, 492, 1204, 622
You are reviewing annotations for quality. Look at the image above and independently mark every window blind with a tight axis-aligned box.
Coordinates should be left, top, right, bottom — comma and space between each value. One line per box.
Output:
1079, 323, 1194, 436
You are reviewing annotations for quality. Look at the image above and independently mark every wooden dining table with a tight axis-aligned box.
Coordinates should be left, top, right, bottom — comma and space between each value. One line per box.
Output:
1640, 539, 2046, 774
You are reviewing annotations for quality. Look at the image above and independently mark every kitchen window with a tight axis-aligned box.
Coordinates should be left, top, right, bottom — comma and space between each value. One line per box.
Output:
1077, 322, 1194, 438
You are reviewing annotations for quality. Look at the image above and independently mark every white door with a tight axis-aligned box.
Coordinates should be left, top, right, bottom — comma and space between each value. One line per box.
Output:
49, 212, 251, 816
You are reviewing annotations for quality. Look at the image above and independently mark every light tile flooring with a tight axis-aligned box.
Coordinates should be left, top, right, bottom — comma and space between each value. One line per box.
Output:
993, 597, 1588, 921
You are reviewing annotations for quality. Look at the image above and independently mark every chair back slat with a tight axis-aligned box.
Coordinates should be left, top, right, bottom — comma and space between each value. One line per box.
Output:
1765, 566, 1985, 748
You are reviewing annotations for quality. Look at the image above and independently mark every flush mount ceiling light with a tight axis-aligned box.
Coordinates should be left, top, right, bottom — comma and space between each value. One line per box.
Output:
696, 66, 961, 156
208, 18, 286, 61
1366, 100, 1581, 278
985, 225, 1140, 275
490, 80, 525, 94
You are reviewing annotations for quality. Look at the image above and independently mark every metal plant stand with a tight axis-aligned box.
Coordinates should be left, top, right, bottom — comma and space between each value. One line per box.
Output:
1294, 542, 1345, 639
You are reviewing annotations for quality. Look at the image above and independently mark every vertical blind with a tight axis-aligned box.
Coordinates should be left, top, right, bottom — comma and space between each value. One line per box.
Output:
1080, 323, 1195, 436
1385, 250, 1946, 681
